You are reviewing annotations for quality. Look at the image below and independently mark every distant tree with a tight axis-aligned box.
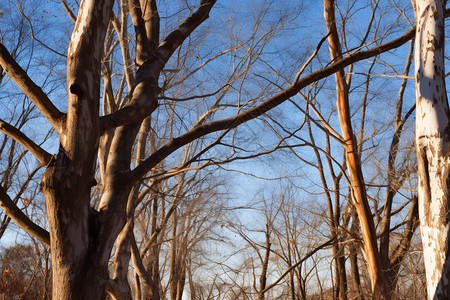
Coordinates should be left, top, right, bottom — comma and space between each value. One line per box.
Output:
0, 243, 51, 299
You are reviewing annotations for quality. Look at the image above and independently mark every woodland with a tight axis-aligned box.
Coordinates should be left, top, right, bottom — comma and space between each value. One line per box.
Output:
0, 0, 449, 299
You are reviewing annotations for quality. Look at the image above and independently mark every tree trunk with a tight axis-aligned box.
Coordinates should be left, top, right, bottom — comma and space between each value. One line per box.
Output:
323, 0, 387, 297
258, 225, 271, 300
40, 0, 116, 298
414, 0, 450, 298
348, 208, 363, 300
307, 118, 348, 300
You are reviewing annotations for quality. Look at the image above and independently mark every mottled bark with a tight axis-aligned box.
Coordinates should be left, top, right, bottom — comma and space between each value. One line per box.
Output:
40, 1, 216, 298
414, 0, 450, 298
40, 0, 115, 299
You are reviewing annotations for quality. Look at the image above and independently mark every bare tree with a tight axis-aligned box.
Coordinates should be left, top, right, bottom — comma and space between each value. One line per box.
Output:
0, 242, 51, 299
0, 0, 439, 298
323, 0, 387, 295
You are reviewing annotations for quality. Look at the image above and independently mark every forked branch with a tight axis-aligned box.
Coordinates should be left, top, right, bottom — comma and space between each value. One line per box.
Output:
60, 0, 76, 23
99, 0, 217, 132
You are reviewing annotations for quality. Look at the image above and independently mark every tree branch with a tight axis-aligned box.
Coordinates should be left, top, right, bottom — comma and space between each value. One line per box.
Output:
390, 196, 419, 268
0, 43, 65, 131
156, 0, 216, 65
130, 234, 158, 294
0, 118, 52, 165
260, 237, 335, 294
17, 6, 67, 58
105, 279, 130, 300
99, 0, 216, 132
128, 26, 416, 183
0, 185, 50, 246
128, 0, 159, 67
60, 0, 77, 23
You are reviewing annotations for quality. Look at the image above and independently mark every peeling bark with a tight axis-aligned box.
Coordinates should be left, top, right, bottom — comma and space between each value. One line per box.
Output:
415, 1, 450, 298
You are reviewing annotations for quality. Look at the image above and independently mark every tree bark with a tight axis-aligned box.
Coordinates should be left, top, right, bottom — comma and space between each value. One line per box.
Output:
323, 0, 387, 297
40, 1, 115, 299
414, 0, 450, 298
3, 0, 446, 298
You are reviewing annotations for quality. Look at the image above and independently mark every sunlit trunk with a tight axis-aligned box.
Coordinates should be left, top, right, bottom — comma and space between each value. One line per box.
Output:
40, 0, 117, 298
323, 0, 387, 297
414, 0, 450, 298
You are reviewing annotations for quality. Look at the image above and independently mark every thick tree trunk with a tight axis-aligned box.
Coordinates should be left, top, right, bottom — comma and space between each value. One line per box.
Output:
42, 161, 132, 299
40, 1, 118, 298
414, 0, 450, 298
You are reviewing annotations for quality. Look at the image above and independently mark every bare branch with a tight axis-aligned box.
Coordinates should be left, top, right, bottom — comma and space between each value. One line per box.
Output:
111, 10, 134, 90
260, 237, 335, 294
101, 6, 450, 135
129, 26, 416, 183
295, 93, 345, 144
390, 196, 419, 267
0, 118, 52, 165
17, 6, 67, 58
293, 32, 331, 84
156, 0, 216, 65
60, 0, 77, 23
0, 185, 50, 246
0, 44, 65, 131
99, 0, 217, 132
128, 0, 160, 66
130, 234, 159, 299
160, 83, 229, 102
349, 72, 413, 79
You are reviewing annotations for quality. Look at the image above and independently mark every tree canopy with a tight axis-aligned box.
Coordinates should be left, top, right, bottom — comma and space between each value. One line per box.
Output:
0, 0, 449, 299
